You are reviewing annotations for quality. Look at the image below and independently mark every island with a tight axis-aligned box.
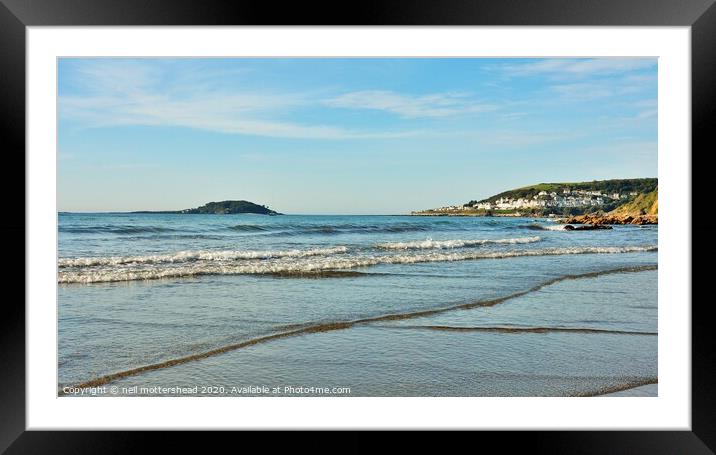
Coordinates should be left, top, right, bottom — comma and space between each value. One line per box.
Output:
412, 178, 657, 224
133, 200, 282, 215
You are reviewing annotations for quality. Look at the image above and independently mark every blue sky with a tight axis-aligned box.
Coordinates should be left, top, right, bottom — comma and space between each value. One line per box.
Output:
58, 58, 657, 214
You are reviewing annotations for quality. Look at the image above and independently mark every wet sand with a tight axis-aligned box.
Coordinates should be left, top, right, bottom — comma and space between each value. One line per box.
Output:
602, 383, 658, 397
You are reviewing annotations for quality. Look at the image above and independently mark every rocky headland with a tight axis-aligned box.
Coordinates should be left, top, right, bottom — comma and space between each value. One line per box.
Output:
559, 213, 657, 226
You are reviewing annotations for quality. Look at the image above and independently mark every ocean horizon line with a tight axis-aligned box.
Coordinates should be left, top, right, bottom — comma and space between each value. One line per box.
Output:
59, 211, 422, 216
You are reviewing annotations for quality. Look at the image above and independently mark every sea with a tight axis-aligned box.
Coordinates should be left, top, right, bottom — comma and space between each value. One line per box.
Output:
58, 213, 658, 397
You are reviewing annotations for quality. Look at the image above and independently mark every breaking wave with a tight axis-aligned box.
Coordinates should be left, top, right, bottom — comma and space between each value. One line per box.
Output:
377, 236, 541, 250
521, 224, 567, 231
271, 222, 452, 236
58, 245, 657, 284
58, 246, 349, 268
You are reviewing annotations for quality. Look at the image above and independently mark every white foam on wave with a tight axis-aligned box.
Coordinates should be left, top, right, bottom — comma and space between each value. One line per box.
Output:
58, 245, 657, 284
541, 225, 567, 231
377, 236, 541, 250
58, 246, 349, 268
523, 224, 567, 231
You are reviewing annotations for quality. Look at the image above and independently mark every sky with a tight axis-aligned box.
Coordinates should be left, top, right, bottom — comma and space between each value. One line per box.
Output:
58, 58, 657, 214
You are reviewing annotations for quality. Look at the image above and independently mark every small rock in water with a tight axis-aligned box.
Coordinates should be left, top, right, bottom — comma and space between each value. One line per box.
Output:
564, 224, 612, 231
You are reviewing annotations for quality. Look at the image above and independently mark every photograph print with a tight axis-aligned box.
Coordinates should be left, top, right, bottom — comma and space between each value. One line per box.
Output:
58, 57, 658, 397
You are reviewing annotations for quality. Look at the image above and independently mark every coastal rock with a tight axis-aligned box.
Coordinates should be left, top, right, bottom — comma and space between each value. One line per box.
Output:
560, 214, 657, 226
564, 224, 613, 231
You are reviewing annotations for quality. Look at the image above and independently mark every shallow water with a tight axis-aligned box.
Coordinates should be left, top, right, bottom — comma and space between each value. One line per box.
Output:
58, 213, 658, 396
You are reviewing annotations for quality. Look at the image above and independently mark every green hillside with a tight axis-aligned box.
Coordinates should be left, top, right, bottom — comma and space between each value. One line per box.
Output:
610, 188, 658, 216
414, 178, 658, 217
473, 178, 658, 204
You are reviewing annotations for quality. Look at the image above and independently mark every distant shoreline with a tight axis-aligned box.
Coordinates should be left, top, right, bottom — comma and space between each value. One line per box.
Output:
59, 212, 417, 217
411, 211, 551, 218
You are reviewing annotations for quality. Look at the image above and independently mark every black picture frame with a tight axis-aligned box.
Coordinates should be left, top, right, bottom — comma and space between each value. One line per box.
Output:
2, 0, 711, 452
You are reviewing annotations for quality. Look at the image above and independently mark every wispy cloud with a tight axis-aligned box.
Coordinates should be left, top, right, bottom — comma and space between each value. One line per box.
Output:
549, 72, 656, 101
472, 130, 581, 147
636, 109, 657, 119
324, 90, 496, 118
60, 93, 421, 139
95, 162, 160, 170
60, 59, 656, 142
631, 98, 658, 119
502, 58, 656, 78
579, 140, 657, 164
497, 112, 529, 121
60, 61, 420, 140
550, 82, 615, 100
